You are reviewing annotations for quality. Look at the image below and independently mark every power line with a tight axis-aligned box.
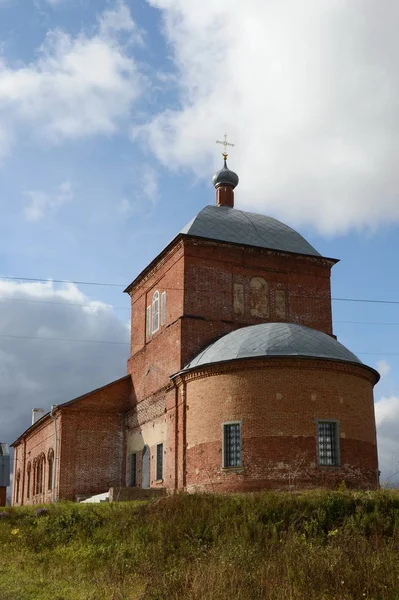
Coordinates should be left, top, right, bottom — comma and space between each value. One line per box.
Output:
0, 296, 130, 311
0, 331, 398, 356
0, 276, 124, 287
0, 333, 129, 346
3, 275, 399, 306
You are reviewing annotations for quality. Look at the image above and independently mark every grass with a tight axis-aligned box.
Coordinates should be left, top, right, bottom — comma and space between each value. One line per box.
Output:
0, 489, 399, 599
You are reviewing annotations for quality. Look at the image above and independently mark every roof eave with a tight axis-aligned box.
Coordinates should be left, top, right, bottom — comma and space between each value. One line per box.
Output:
171, 354, 380, 384
124, 232, 338, 295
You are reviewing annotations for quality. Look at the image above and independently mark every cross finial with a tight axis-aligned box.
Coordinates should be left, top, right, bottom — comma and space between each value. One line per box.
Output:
216, 134, 234, 160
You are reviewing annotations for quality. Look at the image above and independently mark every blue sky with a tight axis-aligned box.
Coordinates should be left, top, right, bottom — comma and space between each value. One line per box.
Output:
0, 0, 398, 485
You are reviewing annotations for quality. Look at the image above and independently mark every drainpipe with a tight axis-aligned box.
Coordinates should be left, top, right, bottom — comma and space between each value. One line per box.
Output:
181, 380, 187, 490
50, 405, 58, 502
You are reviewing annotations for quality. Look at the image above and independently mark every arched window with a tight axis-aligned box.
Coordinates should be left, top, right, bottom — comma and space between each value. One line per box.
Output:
250, 277, 269, 318
26, 462, 31, 499
48, 449, 54, 491
16, 470, 21, 504
152, 291, 159, 333
35, 454, 45, 495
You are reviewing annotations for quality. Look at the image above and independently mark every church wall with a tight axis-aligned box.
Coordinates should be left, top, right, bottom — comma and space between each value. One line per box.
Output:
180, 239, 334, 365
125, 389, 171, 489
12, 414, 61, 506
180, 358, 378, 492
59, 410, 125, 500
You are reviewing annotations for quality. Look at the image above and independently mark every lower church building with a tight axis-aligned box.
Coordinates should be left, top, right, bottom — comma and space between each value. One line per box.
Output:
11, 155, 380, 505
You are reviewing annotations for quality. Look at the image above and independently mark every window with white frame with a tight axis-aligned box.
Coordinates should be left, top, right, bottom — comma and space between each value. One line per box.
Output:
317, 420, 340, 466
152, 291, 159, 333
161, 291, 166, 326
146, 306, 151, 338
222, 422, 242, 468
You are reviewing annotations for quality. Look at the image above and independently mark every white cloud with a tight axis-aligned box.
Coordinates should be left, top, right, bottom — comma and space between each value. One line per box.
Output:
0, 2, 143, 149
376, 360, 391, 379
24, 180, 74, 221
375, 396, 399, 486
142, 0, 399, 234
0, 280, 129, 448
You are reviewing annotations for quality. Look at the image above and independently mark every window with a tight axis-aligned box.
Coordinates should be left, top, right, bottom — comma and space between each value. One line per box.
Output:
131, 453, 137, 487
146, 306, 151, 338
35, 454, 45, 494
16, 470, 21, 503
152, 291, 159, 333
161, 292, 166, 326
26, 463, 31, 499
48, 449, 54, 491
317, 421, 339, 466
156, 443, 163, 480
223, 423, 242, 468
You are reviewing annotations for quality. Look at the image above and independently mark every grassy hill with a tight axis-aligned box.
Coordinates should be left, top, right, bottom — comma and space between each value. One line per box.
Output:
0, 490, 398, 600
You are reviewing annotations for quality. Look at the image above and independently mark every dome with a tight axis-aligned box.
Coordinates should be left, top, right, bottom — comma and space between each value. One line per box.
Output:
184, 323, 362, 370
212, 159, 239, 189
180, 205, 321, 257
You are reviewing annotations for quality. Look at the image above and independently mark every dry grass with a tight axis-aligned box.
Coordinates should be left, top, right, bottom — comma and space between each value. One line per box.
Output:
0, 489, 398, 599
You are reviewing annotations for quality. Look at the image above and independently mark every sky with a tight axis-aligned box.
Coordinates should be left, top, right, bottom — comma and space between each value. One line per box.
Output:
0, 0, 398, 486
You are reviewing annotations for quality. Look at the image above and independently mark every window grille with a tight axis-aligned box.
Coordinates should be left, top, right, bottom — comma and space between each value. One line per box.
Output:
317, 421, 339, 466
161, 292, 166, 326
156, 443, 163, 480
152, 292, 159, 333
223, 423, 242, 468
131, 453, 137, 487
146, 306, 151, 338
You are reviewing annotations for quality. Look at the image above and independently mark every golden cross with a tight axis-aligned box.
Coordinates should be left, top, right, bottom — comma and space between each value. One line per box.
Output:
216, 134, 234, 159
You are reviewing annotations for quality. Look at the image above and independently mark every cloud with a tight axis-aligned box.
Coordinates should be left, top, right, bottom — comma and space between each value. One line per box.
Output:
0, 2, 143, 151
24, 180, 74, 221
376, 360, 391, 379
142, 0, 399, 234
375, 396, 399, 486
0, 280, 129, 448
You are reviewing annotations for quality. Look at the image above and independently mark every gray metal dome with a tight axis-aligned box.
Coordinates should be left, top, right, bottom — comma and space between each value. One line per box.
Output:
180, 205, 321, 257
212, 159, 239, 189
184, 323, 362, 370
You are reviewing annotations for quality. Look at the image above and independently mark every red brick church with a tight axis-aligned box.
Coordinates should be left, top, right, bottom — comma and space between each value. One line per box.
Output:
12, 151, 380, 505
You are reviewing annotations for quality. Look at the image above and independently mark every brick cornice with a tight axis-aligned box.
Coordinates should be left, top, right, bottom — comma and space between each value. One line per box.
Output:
173, 356, 378, 386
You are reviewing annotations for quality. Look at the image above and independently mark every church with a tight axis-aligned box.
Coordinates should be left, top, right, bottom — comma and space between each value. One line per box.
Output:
11, 147, 380, 505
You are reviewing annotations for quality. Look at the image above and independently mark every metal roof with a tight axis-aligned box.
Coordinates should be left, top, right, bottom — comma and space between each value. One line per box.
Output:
184, 322, 362, 370
180, 205, 321, 256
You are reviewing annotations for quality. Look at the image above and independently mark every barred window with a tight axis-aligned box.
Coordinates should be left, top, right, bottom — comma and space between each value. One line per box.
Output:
317, 421, 339, 466
156, 443, 163, 480
152, 292, 159, 333
131, 453, 137, 487
161, 292, 166, 326
223, 423, 242, 468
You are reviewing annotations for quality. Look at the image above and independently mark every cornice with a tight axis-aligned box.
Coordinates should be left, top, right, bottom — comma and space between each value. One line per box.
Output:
173, 356, 378, 386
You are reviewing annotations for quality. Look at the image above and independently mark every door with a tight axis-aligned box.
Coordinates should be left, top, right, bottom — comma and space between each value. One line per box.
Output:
141, 445, 150, 489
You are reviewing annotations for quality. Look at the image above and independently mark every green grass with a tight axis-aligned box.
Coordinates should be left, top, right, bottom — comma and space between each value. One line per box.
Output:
1, 490, 399, 599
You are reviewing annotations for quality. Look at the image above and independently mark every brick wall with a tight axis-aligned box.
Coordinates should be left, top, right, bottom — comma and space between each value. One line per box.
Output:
176, 357, 378, 492
12, 376, 132, 505
127, 235, 335, 390
12, 415, 59, 506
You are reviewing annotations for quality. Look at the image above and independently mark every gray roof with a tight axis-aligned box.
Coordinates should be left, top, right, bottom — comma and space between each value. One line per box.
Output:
180, 205, 321, 256
184, 323, 362, 370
